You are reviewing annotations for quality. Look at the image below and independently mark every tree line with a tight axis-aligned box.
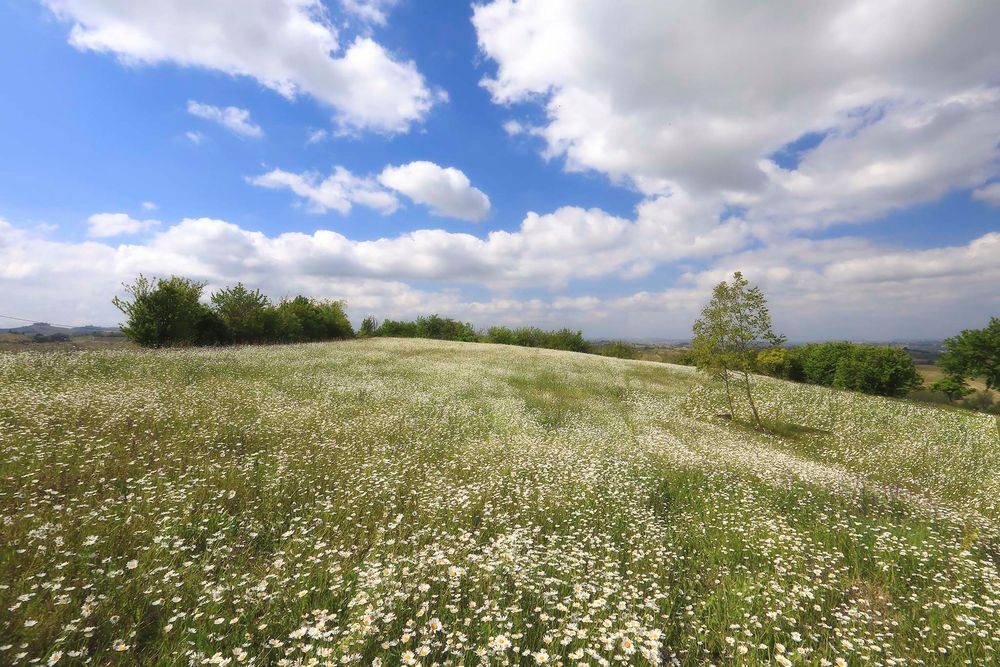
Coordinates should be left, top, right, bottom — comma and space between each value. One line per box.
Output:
113, 276, 353, 347
691, 271, 1000, 425
112, 276, 606, 355
358, 315, 593, 352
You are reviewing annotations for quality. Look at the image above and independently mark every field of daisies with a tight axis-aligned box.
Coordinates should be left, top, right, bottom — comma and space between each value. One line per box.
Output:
2, 338, 999, 666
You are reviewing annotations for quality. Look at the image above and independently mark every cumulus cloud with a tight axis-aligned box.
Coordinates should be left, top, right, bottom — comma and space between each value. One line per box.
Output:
248, 167, 399, 215
250, 162, 493, 222
2, 216, 997, 338
187, 100, 263, 138
474, 0, 1000, 227
43, 0, 436, 133
87, 212, 160, 238
378, 161, 491, 221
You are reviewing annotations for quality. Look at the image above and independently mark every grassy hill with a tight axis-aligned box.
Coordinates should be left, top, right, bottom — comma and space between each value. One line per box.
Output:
1, 339, 998, 665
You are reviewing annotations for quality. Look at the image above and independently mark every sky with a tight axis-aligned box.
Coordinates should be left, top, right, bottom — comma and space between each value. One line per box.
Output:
0, 0, 998, 341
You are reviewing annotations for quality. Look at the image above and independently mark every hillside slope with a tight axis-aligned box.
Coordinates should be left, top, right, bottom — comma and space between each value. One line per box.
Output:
1, 339, 998, 665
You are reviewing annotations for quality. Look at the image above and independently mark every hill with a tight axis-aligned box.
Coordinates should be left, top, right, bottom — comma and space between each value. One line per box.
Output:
0, 339, 998, 665
0, 322, 120, 335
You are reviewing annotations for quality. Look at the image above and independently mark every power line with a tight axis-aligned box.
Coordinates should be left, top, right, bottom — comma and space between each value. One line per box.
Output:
0, 313, 81, 329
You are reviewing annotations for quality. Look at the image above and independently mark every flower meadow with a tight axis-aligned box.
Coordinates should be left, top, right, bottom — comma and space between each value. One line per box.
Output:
1, 338, 999, 666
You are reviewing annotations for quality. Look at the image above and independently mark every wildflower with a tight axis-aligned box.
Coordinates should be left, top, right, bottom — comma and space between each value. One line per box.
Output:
534, 649, 550, 664
401, 651, 416, 665
113, 641, 129, 652
126, 559, 138, 570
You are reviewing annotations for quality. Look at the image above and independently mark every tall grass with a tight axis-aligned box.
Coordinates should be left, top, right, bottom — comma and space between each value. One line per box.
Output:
1, 339, 998, 665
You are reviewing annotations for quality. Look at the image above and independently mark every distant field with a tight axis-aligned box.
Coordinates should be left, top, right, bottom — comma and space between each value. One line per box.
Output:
1, 339, 998, 665
917, 363, 997, 398
0, 332, 131, 353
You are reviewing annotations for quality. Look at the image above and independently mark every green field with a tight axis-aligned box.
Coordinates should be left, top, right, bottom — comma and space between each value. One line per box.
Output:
2, 339, 999, 666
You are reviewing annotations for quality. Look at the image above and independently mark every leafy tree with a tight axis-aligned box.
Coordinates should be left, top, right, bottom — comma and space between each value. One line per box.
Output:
832, 345, 922, 397
939, 317, 1000, 391
113, 275, 213, 347
359, 316, 378, 337
210, 283, 270, 344
796, 342, 853, 386
692, 271, 782, 428
931, 375, 974, 402
755, 347, 790, 378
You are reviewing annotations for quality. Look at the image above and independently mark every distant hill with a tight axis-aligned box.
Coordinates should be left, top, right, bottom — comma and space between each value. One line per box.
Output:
0, 322, 121, 336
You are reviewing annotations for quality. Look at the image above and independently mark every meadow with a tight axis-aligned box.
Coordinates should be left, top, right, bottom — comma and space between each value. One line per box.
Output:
1, 338, 998, 666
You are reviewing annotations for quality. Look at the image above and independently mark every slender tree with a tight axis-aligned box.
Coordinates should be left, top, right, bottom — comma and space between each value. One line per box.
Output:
692, 271, 782, 428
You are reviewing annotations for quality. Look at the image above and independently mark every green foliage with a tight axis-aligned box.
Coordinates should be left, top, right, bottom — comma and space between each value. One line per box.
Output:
755, 347, 791, 377
113, 275, 353, 348
484, 326, 589, 352
771, 342, 923, 398
210, 283, 270, 344
276, 297, 354, 343
359, 316, 378, 337
113, 275, 213, 347
939, 317, 1000, 391
930, 375, 974, 402
691, 271, 781, 427
591, 341, 640, 359
831, 345, 922, 397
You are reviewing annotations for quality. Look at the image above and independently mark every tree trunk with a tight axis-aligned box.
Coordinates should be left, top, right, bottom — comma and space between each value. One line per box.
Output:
742, 370, 761, 428
722, 369, 735, 417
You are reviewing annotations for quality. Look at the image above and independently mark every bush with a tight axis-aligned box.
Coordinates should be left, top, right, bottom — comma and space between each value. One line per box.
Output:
211, 283, 270, 344
780, 342, 922, 397
113, 275, 354, 348
113, 275, 213, 347
484, 326, 588, 352
755, 347, 790, 377
831, 345, 922, 397
591, 341, 639, 359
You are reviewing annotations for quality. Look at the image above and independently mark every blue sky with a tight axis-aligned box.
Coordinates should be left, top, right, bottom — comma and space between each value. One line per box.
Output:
1, 0, 998, 340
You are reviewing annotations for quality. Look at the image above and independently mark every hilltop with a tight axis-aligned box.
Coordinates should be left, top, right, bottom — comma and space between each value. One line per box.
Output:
1, 339, 998, 665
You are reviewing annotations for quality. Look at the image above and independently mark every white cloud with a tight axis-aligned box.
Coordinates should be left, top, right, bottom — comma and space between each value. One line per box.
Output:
187, 100, 263, 138
87, 212, 160, 238
141, 201, 157, 210
185, 131, 205, 145
474, 0, 1000, 227
306, 128, 329, 145
2, 216, 997, 338
972, 182, 1000, 206
339, 0, 398, 26
44, 0, 436, 133
378, 161, 491, 222
248, 167, 399, 215
250, 162, 495, 222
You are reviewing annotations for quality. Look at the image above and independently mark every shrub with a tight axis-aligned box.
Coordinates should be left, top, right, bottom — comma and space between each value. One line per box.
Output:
113, 275, 213, 347
210, 283, 270, 344
592, 341, 639, 359
755, 347, 790, 378
831, 345, 922, 397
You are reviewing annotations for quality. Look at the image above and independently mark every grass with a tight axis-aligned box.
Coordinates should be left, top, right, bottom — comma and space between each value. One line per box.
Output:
1, 338, 998, 666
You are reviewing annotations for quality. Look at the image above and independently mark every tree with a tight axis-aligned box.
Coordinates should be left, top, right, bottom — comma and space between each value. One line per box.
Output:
359, 316, 378, 337
112, 275, 214, 347
692, 271, 782, 428
931, 375, 974, 402
210, 283, 270, 344
832, 345, 922, 397
939, 317, 1000, 391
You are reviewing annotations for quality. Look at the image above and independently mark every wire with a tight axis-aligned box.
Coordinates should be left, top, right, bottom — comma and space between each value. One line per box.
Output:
0, 313, 81, 329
